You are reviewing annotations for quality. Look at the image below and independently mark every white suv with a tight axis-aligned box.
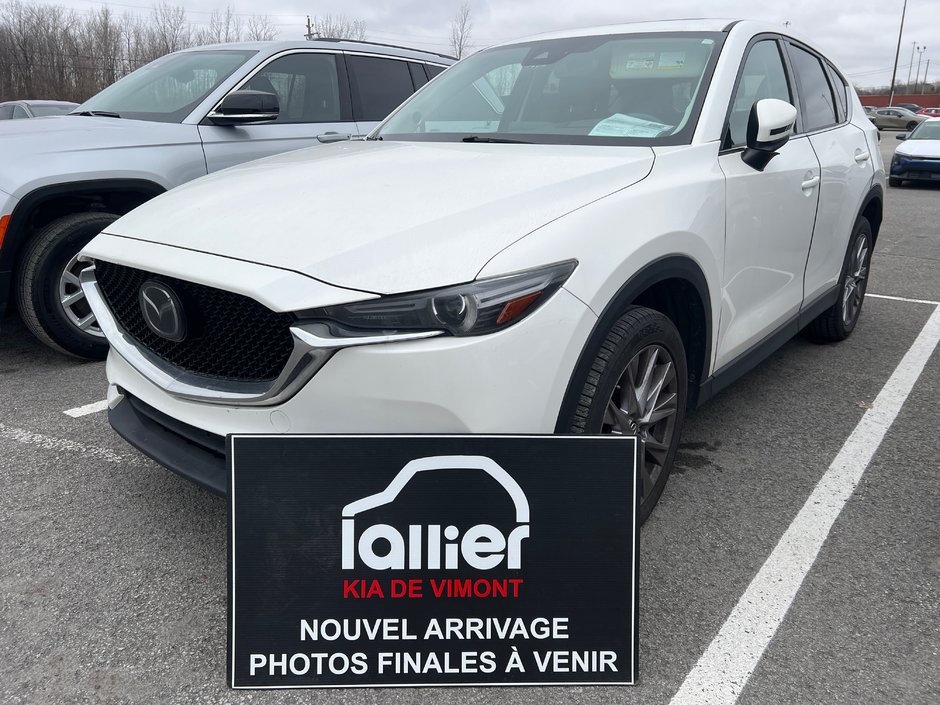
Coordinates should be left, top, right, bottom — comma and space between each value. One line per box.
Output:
81, 20, 885, 521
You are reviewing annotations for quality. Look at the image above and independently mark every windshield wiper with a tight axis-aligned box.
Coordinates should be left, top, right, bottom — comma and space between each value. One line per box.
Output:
71, 110, 121, 118
462, 135, 530, 144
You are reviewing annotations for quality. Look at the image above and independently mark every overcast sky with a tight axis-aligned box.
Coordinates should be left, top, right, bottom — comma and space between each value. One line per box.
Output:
42, 0, 940, 87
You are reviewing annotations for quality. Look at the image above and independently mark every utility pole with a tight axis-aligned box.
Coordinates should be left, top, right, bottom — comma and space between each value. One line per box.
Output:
925, 59, 932, 93
305, 15, 315, 41
914, 45, 927, 93
888, 0, 908, 106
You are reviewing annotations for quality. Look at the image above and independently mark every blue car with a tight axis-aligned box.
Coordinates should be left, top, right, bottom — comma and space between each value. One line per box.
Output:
890, 118, 940, 186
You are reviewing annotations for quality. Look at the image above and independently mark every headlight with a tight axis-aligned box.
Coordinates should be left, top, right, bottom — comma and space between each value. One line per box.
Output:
299, 260, 576, 337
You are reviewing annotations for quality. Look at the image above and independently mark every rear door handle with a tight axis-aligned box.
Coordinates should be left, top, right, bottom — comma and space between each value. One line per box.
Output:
855, 151, 870, 163
801, 176, 820, 190
317, 132, 351, 143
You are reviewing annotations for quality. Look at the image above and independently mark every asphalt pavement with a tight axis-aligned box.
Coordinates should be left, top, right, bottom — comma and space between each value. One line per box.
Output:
0, 135, 937, 704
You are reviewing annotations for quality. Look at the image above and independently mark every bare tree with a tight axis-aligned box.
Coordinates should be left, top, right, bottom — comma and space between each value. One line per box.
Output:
197, 7, 242, 45
305, 14, 366, 41
0, 1, 280, 103
450, 1, 472, 59
245, 14, 278, 42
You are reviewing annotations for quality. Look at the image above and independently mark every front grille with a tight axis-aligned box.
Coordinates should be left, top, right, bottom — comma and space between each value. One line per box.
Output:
95, 261, 295, 382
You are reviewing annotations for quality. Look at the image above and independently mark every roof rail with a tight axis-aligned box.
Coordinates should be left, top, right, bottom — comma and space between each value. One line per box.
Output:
307, 37, 456, 62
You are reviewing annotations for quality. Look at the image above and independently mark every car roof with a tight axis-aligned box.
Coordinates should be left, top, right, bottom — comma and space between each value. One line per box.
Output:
177, 39, 454, 63
481, 18, 831, 57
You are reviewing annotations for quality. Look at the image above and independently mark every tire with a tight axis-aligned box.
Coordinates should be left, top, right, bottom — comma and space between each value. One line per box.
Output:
804, 217, 873, 343
906, 121, 918, 131
16, 211, 118, 359
563, 306, 688, 524
888, 176, 902, 187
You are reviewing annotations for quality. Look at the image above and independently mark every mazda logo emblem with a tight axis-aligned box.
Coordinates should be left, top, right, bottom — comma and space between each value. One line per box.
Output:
139, 281, 186, 342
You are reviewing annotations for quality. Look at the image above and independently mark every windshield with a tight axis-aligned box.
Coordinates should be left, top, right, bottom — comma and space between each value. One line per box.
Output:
31, 104, 76, 116
376, 32, 723, 145
74, 49, 256, 123
909, 121, 940, 140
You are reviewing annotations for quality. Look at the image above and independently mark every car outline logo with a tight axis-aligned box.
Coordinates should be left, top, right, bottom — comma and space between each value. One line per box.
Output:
341, 455, 530, 571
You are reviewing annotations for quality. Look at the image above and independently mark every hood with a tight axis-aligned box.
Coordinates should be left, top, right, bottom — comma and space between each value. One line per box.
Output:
104, 139, 654, 294
0, 116, 196, 193
896, 138, 940, 159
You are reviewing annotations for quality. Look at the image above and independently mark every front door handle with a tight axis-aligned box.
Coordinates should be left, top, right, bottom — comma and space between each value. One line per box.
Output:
854, 151, 871, 163
801, 175, 821, 190
317, 132, 351, 143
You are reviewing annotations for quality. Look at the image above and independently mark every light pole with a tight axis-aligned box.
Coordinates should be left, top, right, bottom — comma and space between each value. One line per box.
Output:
915, 46, 927, 94
889, 0, 909, 106
907, 41, 917, 87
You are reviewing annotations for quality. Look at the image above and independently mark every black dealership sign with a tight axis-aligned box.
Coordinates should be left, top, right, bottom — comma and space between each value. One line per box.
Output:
228, 435, 638, 688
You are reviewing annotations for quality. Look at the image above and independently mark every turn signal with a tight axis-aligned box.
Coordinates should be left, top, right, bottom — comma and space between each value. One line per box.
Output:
496, 291, 543, 326
0, 215, 9, 252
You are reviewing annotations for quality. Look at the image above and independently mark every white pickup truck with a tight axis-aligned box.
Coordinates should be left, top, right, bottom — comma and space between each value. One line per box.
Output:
0, 39, 452, 358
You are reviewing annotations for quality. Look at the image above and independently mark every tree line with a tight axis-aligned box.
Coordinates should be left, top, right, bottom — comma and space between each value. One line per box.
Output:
0, 1, 277, 103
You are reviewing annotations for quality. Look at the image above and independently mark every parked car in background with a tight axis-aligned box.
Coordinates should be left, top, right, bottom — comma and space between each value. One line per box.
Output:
0, 100, 78, 119
0, 40, 453, 358
79, 19, 884, 522
895, 103, 922, 113
872, 107, 926, 131
890, 117, 940, 186
916, 107, 940, 116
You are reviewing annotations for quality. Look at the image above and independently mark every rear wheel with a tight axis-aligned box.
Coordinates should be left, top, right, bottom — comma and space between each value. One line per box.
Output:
563, 306, 687, 523
16, 212, 117, 359
906, 120, 918, 131
804, 217, 872, 343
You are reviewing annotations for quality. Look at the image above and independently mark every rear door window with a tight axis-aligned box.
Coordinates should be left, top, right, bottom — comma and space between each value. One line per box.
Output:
347, 55, 415, 121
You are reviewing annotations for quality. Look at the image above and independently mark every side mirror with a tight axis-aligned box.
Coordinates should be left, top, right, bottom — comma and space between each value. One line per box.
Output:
207, 90, 279, 126
896, 134, 907, 140
741, 98, 798, 172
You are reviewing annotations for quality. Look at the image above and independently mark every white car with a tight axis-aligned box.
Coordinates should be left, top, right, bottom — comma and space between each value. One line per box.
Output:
81, 20, 885, 522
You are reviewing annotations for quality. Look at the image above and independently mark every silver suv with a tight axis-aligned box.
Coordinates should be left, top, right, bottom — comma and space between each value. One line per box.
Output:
0, 40, 452, 358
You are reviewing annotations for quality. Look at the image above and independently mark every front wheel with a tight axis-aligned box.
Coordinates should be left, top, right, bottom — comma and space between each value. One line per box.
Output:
804, 217, 873, 343
888, 176, 902, 187
16, 212, 118, 359
562, 306, 688, 523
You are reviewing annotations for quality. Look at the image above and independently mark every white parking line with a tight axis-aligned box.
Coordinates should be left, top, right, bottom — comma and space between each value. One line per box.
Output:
63, 399, 109, 418
0, 422, 126, 463
669, 302, 940, 705
867, 292, 940, 306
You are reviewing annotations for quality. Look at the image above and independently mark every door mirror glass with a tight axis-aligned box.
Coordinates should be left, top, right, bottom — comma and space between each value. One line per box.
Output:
742, 98, 797, 171
208, 90, 279, 126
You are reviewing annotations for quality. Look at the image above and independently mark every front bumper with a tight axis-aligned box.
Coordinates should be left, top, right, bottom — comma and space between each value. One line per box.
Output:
105, 286, 597, 492
890, 156, 940, 182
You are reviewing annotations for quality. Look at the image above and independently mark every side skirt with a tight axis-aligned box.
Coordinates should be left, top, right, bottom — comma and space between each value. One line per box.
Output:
695, 285, 840, 406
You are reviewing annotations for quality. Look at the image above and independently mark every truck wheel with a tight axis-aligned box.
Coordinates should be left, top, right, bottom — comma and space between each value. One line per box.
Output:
563, 306, 688, 524
804, 217, 872, 343
16, 212, 117, 359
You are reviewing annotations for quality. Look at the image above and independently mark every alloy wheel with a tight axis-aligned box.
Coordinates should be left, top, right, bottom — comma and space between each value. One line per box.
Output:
602, 344, 679, 504
841, 233, 869, 327
58, 253, 104, 338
